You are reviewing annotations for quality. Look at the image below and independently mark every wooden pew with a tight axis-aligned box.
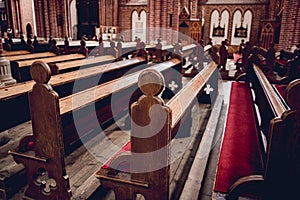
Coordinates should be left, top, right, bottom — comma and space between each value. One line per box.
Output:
183, 45, 212, 77
9, 57, 183, 199
11, 53, 86, 82
249, 46, 277, 77
0, 57, 148, 133
214, 63, 300, 199
95, 61, 219, 199
4, 52, 56, 61
2, 50, 30, 57
279, 55, 300, 84
274, 49, 295, 76
49, 55, 116, 74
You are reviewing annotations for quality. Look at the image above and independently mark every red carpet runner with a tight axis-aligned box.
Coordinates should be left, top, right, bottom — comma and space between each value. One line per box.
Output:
274, 84, 286, 98
214, 82, 263, 193
102, 141, 131, 171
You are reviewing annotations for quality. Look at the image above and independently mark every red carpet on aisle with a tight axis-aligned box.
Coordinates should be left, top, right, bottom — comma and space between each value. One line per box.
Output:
274, 84, 286, 98
214, 82, 263, 193
101, 141, 131, 171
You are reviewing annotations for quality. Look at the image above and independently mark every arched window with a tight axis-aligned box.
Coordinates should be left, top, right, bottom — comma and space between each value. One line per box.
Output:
210, 10, 229, 45
231, 10, 252, 45
26, 23, 33, 39
210, 10, 219, 44
70, 0, 78, 40
220, 10, 229, 42
132, 10, 147, 42
243, 10, 252, 42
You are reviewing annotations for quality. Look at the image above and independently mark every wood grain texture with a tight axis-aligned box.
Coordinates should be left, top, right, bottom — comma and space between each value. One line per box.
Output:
0, 57, 146, 100
2, 50, 30, 57
4, 52, 56, 61
17, 53, 86, 68
167, 61, 217, 128
55, 55, 115, 71
9, 61, 71, 199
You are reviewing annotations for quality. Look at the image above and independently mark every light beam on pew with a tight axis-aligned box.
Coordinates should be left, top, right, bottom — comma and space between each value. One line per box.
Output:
71, 59, 183, 150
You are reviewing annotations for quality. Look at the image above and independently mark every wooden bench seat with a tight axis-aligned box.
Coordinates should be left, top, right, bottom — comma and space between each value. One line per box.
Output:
4, 52, 57, 61
8, 58, 183, 199
51, 55, 116, 74
11, 53, 86, 82
95, 60, 219, 200
214, 63, 300, 199
2, 50, 30, 57
0, 57, 147, 133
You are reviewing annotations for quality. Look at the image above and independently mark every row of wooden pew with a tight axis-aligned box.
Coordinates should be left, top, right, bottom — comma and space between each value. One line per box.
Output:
0, 42, 200, 132
5, 50, 220, 199
6, 55, 184, 199
0, 42, 201, 199
3, 42, 197, 83
213, 58, 300, 199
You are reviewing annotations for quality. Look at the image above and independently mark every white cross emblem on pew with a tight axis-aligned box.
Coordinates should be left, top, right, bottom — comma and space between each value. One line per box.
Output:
204, 84, 214, 95
168, 81, 178, 91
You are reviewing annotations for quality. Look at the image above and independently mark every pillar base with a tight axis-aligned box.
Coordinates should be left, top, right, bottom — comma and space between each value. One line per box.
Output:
2, 78, 17, 86
0, 57, 17, 86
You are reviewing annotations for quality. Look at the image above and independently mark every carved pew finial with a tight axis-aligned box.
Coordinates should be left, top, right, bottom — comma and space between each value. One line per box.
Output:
138, 69, 165, 96
30, 61, 51, 84
9, 61, 71, 199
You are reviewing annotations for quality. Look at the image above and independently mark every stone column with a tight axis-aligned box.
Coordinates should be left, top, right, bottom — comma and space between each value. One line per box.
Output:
0, 36, 17, 86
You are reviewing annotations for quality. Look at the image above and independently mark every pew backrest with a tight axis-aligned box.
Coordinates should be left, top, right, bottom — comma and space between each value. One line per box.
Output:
0, 57, 147, 132
2, 50, 30, 57
236, 63, 300, 198
11, 53, 86, 82
50, 55, 115, 74
250, 65, 300, 184
4, 52, 56, 61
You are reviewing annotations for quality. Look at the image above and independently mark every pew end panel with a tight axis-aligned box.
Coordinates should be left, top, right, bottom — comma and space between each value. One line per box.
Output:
9, 61, 71, 200
263, 79, 300, 198
96, 69, 171, 200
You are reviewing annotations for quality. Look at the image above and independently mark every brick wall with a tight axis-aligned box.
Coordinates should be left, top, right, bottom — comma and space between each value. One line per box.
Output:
118, 6, 148, 42
278, 0, 300, 50
8, 0, 300, 47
